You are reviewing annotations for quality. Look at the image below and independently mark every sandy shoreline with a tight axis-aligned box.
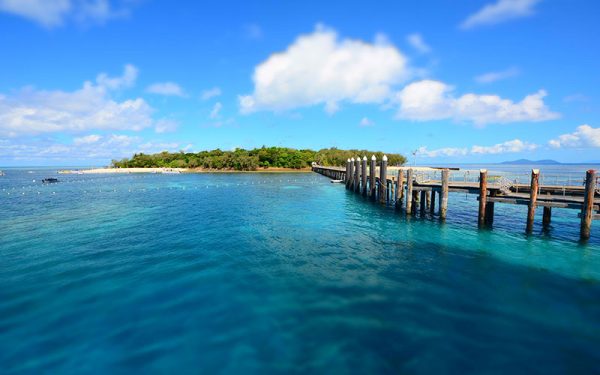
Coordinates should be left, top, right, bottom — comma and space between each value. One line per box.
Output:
58, 167, 313, 174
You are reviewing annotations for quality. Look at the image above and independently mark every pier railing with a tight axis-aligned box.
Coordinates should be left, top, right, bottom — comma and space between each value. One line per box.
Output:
312, 159, 599, 241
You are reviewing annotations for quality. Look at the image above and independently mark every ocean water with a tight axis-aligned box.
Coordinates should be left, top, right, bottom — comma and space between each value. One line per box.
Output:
1, 168, 599, 374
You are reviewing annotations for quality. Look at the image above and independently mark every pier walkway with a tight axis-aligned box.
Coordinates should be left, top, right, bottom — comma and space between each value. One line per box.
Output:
312, 158, 599, 240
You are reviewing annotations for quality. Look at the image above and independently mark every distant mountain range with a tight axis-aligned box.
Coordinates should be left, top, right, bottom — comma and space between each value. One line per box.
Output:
501, 159, 561, 165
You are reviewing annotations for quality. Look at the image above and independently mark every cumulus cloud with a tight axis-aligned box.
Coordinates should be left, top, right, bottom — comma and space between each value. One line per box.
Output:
460, 0, 542, 30
416, 146, 468, 158
0, 134, 187, 162
549, 125, 600, 148
395, 79, 559, 125
359, 117, 374, 127
154, 119, 178, 133
417, 139, 537, 158
471, 139, 538, 154
406, 33, 431, 54
0, 65, 155, 137
146, 82, 185, 97
475, 67, 519, 83
239, 25, 411, 114
73, 134, 101, 145
210, 102, 222, 119
200, 87, 222, 100
0, 0, 134, 28
96, 64, 138, 90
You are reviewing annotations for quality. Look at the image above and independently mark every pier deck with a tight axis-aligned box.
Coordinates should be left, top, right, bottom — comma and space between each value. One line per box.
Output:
312, 162, 599, 240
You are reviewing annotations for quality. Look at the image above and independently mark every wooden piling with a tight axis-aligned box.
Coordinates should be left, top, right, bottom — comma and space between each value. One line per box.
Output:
369, 155, 376, 200
420, 190, 426, 213
440, 169, 449, 220
354, 157, 361, 193
379, 155, 388, 204
478, 169, 488, 227
543, 206, 552, 227
396, 169, 404, 208
361, 156, 368, 196
349, 158, 355, 190
526, 169, 540, 234
426, 191, 431, 211
580, 169, 596, 240
406, 169, 414, 214
430, 189, 436, 214
345, 159, 350, 188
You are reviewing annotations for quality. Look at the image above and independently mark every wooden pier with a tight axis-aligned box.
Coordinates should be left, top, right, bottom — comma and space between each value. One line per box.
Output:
312, 158, 599, 240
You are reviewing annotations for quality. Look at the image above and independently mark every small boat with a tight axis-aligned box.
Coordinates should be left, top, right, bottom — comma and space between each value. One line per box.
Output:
42, 178, 59, 184
0, 170, 4, 176
162, 169, 181, 174
330, 179, 344, 183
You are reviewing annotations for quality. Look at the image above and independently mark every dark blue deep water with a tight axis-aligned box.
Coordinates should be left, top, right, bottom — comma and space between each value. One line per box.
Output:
1, 169, 599, 374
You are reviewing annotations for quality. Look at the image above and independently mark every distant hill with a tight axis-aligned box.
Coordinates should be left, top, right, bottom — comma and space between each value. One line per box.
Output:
501, 159, 561, 165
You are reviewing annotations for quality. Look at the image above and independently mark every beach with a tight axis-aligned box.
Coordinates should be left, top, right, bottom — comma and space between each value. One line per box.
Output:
59, 167, 313, 174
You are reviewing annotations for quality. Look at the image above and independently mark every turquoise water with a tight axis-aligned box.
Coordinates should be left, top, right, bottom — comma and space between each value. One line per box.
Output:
1, 169, 599, 374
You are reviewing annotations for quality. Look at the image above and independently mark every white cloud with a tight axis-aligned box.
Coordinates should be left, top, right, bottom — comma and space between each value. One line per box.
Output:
146, 82, 185, 97
0, 65, 155, 136
360, 117, 374, 127
73, 134, 101, 145
154, 119, 178, 133
210, 102, 222, 119
406, 33, 431, 54
0, 0, 132, 28
471, 139, 537, 154
475, 67, 519, 83
417, 139, 537, 158
200, 87, 222, 100
417, 146, 468, 158
239, 25, 411, 114
396, 79, 559, 125
460, 0, 542, 30
96, 64, 138, 90
549, 125, 600, 149
0, 134, 188, 162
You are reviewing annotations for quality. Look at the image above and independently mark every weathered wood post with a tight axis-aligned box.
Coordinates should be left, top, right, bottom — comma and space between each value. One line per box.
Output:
361, 156, 368, 196
369, 155, 376, 200
430, 189, 436, 214
406, 169, 414, 214
440, 169, 449, 220
379, 155, 388, 204
580, 169, 596, 240
345, 159, 351, 188
354, 157, 361, 193
485, 191, 495, 225
396, 169, 404, 208
478, 169, 488, 227
526, 169, 540, 234
543, 207, 552, 227
349, 158, 355, 191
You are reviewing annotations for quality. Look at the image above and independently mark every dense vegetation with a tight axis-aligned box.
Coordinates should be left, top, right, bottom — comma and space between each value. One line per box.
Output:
111, 147, 406, 171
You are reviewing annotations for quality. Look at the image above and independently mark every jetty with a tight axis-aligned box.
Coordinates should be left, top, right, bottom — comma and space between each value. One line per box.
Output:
312, 157, 599, 240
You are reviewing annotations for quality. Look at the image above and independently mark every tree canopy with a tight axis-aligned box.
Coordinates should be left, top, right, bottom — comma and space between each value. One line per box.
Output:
111, 147, 406, 171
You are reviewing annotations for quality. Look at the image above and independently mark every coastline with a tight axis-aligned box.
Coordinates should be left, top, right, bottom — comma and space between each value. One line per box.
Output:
58, 167, 313, 174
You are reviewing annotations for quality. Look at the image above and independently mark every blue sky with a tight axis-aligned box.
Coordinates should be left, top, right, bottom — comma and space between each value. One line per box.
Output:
0, 0, 599, 166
